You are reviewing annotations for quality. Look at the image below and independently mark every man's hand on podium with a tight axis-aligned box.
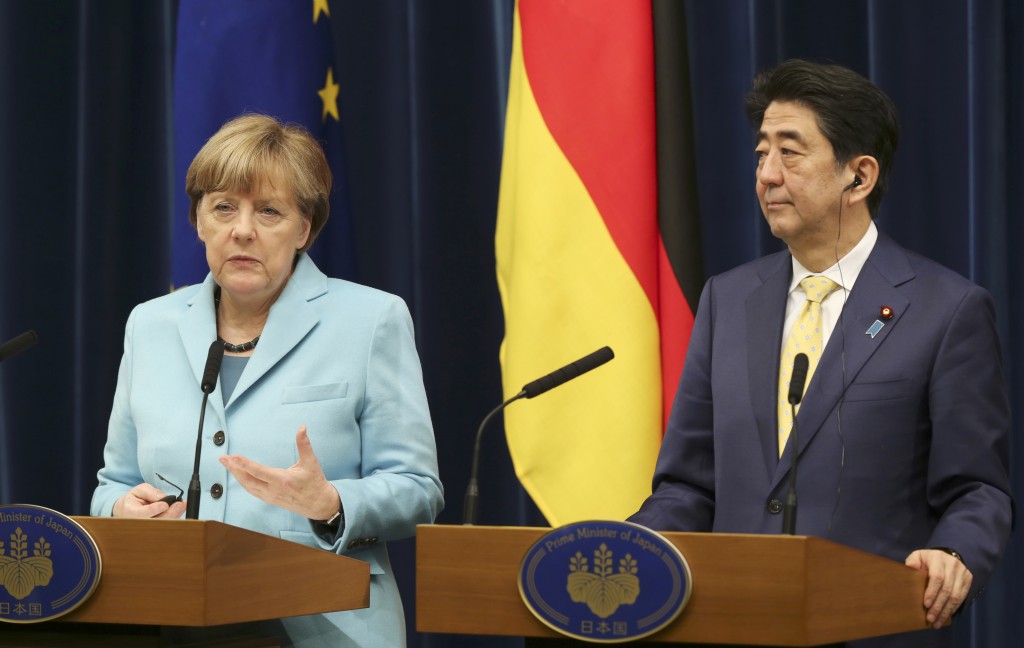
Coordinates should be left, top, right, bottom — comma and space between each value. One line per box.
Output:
905, 548, 972, 629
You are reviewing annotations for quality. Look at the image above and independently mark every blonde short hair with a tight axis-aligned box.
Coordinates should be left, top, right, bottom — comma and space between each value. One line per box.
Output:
185, 114, 331, 252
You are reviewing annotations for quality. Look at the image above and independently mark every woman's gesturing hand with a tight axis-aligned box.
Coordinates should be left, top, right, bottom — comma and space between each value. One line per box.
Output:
219, 425, 341, 521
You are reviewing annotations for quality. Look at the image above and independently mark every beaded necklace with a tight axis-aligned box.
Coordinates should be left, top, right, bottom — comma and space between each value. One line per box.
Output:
214, 287, 261, 353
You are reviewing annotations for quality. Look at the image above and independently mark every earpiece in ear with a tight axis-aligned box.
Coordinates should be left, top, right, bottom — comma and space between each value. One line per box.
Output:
844, 176, 862, 191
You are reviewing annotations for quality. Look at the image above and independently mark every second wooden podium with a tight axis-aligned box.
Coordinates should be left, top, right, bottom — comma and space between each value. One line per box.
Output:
416, 525, 930, 646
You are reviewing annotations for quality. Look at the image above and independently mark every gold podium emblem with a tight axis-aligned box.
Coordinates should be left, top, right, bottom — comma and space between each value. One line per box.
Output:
0, 527, 54, 600
520, 521, 692, 642
566, 542, 640, 618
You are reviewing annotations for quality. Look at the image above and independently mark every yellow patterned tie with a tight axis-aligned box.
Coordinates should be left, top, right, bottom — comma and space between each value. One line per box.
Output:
777, 276, 841, 457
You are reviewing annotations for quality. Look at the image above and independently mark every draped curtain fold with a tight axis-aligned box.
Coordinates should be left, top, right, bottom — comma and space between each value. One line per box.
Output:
0, 0, 174, 514
1, 1, 1021, 646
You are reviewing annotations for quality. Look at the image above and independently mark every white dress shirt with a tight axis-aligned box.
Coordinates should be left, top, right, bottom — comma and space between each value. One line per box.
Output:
782, 220, 878, 350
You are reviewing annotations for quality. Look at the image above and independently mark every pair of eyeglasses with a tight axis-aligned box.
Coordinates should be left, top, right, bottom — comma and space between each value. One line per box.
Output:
156, 473, 184, 505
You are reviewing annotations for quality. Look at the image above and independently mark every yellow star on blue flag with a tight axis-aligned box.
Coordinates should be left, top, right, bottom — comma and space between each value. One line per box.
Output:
319, 68, 341, 122
313, 0, 330, 23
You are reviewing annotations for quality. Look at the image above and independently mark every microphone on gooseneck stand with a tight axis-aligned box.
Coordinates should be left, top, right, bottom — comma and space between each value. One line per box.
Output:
462, 346, 615, 525
518, 346, 615, 399
782, 353, 809, 535
186, 340, 225, 520
0, 330, 39, 363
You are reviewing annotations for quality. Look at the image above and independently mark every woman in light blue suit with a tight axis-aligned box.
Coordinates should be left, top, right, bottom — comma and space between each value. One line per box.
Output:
91, 114, 444, 647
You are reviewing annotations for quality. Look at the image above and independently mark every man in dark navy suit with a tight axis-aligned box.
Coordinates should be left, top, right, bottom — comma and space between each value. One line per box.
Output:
630, 60, 1012, 647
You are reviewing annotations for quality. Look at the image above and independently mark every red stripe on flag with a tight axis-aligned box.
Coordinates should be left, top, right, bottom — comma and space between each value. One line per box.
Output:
519, 0, 658, 310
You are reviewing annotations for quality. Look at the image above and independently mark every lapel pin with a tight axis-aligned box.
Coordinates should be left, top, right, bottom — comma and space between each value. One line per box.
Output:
880, 306, 894, 320
866, 320, 884, 338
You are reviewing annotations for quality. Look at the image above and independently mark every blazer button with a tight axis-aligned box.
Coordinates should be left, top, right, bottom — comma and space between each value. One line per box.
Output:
213, 430, 225, 446
211, 483, 224, 499
767, 499, 783, 514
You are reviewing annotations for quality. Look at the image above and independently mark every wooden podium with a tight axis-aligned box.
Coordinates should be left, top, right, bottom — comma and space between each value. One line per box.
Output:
0, 517, 369, 647
416, 525, 930, 646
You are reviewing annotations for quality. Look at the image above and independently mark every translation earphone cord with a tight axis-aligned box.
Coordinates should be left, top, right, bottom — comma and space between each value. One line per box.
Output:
828, 178, 856, 535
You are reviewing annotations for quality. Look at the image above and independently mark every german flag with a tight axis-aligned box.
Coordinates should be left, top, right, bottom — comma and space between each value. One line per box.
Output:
496, 0, 701, 525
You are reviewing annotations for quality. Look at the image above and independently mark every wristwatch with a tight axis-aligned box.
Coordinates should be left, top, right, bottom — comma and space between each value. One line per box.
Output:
933, 547, 964, 564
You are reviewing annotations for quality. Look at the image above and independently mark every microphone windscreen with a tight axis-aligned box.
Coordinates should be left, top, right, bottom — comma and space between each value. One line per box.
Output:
201, 340, 225, 394
0, 330, 39, 362
521, 346, 614, 398
787, 353, 810, 405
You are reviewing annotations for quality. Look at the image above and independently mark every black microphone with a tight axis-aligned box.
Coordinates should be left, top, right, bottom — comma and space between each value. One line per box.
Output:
0, 330, 39, 363
186, 340, 225, 519
462, 346, 615, 525
520, 346, 615, 399
782, 352, 809, 535
787, 353, 809, 405
201, 341, 223, 394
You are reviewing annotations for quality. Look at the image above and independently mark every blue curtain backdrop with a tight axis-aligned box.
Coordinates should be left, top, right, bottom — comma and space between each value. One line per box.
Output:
0, 1, 1021, 646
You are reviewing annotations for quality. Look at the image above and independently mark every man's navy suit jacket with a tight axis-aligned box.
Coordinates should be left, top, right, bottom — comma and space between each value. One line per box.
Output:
631, 231, 1012, 646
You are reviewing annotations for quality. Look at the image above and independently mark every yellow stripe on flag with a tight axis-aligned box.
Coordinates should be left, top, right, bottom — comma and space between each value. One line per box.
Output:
496, 7, 661, 525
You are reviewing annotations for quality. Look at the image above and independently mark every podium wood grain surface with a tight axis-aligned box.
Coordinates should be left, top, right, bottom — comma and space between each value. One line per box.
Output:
416, 525, 929, 646
56, 517, 370, 627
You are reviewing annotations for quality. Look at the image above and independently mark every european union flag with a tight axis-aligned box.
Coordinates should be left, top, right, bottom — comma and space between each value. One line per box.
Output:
173, 0, 354, 288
